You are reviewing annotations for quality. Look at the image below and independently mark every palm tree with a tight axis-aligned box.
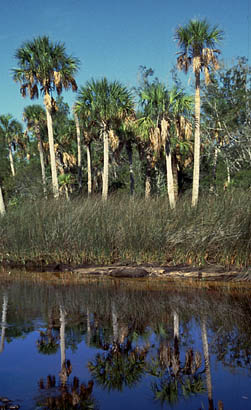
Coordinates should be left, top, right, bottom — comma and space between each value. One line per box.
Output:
74, 103, 98, 196
175, 19, 223, 206
138, 81, 175, 205
138, 82, 192, 207
13, 36, 80, 198
0, 114, 23, 177
23, 105, 47, 194
76, 78, 134, 200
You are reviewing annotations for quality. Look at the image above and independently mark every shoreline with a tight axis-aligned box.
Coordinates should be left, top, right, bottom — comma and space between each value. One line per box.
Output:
1, 261, 251, 284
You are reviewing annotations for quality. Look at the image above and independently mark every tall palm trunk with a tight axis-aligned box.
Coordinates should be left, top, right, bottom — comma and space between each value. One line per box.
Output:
37, 135, 47, 195
172, 156, 179, 200
111, 301, 119, 343
161, 119, 176, 209
86, 307, 91, 346
201, 317, 214, 410
226, 161, 231, 187
8, 145, 15, 176
126, 141, 134, 196
0, 295, 8, 353
102, 126, 109, 201
144, 154, 152, 199
74, 111, 82, 191
0, 185, 5, 216
59, 305, 67, 384
165, 148, 176, 209
192, 71, 201, 207
173, 310, 180, 375
44, 99, 59, 198
145, 170, 151, 199
210, 145, 219, 192
86, 142, 92, 196
173, 310, 179, 342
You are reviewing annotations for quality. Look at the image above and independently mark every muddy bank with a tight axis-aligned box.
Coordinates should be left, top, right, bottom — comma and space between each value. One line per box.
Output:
1, 261, 249, 283
72, 263, 251, 282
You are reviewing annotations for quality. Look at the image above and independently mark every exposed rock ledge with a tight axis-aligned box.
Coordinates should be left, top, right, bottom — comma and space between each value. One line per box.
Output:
72, 264, 251, 282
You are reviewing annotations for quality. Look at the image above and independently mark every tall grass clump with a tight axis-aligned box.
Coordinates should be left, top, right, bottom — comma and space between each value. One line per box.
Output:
0, 189, 250, 267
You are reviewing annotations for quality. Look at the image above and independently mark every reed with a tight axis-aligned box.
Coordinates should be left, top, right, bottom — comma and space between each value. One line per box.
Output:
0, 189, 250, 267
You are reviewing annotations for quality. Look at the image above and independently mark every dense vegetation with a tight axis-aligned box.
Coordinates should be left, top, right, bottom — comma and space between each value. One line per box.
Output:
0, 191, 250, 267
0, 19, 250, 267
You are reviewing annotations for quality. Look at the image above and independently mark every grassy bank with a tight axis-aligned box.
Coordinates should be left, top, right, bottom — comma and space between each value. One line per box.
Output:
0, 190, 250, 267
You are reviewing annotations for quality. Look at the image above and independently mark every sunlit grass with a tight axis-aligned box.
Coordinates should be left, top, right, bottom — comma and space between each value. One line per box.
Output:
0, 189, 250, 267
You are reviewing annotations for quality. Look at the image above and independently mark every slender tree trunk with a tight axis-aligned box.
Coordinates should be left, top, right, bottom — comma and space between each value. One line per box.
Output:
0, 185, 5, 216
172, 156, 179, 200
201, 317, 214, 410
227, 163, 231, 185
102, 127, 109, 201
161, 119, 175, 208
8, 145, 15, 177
86, 142, 92, 196
86, 308, 91, 346
192, 71, 201, 207
165, 149, 176, 209
173, 310, 180, 375
44, 100, 59, 198
74, 111, 82, 191
145, 155, 152, 199
59, 305, 67, 384
145, 175, 151, 199
126, 141, 134, 196
38, 137, 47, 195
210, 145, 219, 192
0, 295, 8, 353
224, 162, 231, 190
173, 310, 179, 342
111, 301, 119, 343
65, 185, 69, 201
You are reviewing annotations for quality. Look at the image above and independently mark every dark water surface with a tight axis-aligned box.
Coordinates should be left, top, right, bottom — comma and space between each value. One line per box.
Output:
0, 274, 250, 409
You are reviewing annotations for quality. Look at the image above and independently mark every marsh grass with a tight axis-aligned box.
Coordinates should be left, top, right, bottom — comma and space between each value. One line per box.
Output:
0, 189, 250, 267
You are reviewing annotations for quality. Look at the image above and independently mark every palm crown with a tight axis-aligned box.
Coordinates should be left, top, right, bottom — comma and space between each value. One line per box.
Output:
175, 19, 224, 82
13, 36, 80, 103
76, 78, 134, 128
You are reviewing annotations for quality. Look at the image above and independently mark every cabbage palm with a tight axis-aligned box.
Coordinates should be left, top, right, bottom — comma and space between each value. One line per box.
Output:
138, 82, 192, 207
23, 105, 47, 193
73, 103, 99, 196
175, 19, 223, 206
0, 114, 23, 177
13, 36, 80, 198
76, 78, 134, 200
138, 81, 175, 206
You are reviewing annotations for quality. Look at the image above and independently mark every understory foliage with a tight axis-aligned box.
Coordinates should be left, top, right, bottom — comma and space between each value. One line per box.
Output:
0, 190, 250, 267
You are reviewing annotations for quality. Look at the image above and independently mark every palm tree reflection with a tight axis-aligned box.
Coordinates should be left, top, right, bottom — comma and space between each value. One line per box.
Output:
37, 309, 59, 356
0, 294, 8, 353
38, 374, 95, 409
88, 299, 149, 391
149, 310, 205, 407
37, 305, 96, 409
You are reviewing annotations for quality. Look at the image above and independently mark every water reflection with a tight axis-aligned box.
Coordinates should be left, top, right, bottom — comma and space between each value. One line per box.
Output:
0, 278, 250, 409
0, 293, 8, 353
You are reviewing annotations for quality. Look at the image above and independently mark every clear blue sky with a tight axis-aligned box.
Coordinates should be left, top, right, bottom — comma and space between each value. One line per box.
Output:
0, 0, 250, 124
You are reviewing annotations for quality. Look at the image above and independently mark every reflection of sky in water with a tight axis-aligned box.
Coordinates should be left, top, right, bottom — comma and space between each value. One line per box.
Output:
0, 281, 250, 410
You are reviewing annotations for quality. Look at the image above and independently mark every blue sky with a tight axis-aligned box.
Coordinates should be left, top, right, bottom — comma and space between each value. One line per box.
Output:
0, 0, 250, 124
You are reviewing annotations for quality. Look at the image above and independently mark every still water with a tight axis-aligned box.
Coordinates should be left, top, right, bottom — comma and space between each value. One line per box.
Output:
0, 274, 250, 409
